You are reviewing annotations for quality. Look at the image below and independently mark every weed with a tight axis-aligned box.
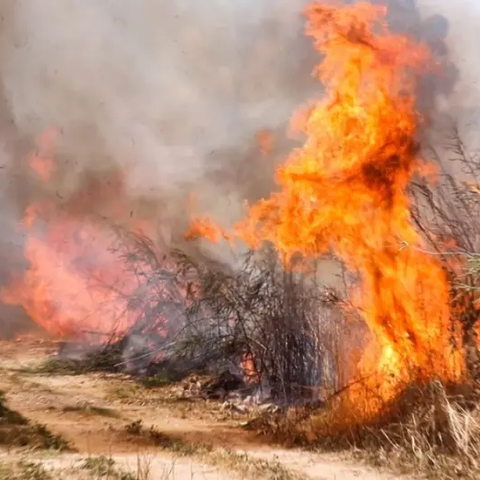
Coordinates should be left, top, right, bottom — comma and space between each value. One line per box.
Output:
0, 392, 70, 451
139, 374, 172, 389
25, 358, 88, 376
0, 461, 52, 480
108, 383, 143, 401
0, 390, 29, 425
33, 424, 70, 451
121, 420, 302, 480
22, 346, 122, 377
81, 456, 116, 476
81, 455, 136, 480
125, 419, 143, 435
210, 450, 304, 480
17, 461, 53, 480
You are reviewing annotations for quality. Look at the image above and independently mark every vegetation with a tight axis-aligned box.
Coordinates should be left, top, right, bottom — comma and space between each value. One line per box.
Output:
0, 461, 53, 480
0, 391, 69, 451
81, 456, 136, 480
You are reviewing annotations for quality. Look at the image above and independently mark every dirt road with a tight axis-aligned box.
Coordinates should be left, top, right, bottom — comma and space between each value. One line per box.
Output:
0, 337, 415, 480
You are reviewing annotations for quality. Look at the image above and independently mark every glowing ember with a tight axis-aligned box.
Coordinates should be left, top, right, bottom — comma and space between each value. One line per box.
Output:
189, 2, 465, 403
240, 353, 260, 384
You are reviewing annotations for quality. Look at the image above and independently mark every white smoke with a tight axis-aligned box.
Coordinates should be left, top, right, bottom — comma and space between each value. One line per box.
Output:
0, 0, 477, 220
0, 0, 315, 205
0, 0, 478, 335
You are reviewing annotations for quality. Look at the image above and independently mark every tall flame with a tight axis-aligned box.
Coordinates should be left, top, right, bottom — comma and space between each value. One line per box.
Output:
190, 2, 465, 402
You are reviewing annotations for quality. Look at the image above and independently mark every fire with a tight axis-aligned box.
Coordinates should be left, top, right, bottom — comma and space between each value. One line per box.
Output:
240, 353, 260, 385
190, 2, 465, 404
257, 129, 274, 157
1, 132, 142, 342
28, 127, 57, 182
186, 217, 232, 244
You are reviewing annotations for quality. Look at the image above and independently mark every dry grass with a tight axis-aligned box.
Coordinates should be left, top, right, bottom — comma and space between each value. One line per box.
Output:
80, 455, 138, 479
20, 348, 122, 377
352, 384, 480, 479
243, 380, 480, 479
0, 460, 53, 480
0, 454, 161, 480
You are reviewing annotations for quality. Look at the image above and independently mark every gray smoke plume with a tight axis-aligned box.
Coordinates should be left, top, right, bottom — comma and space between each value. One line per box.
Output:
0, 0, 318, 335
0, 0, 478, 337
0, 0, 476, 239
0, 0, 316, 222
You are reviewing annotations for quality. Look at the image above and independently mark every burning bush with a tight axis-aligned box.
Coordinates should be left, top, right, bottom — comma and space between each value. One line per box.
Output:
110, 236, 350, 403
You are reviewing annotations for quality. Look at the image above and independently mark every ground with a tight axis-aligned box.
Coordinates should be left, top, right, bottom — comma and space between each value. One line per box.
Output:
0, 336, 415, 480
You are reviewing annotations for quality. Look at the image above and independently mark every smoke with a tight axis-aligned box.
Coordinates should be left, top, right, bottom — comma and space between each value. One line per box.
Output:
0, 1, 476, 235
0, 0, 478, 336
0, 0, 319, 335
0, 0, 317, 227
416, 0, 480, 153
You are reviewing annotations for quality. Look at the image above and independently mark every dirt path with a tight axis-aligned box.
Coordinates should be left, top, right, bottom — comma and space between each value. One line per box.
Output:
0, 337, 415, 480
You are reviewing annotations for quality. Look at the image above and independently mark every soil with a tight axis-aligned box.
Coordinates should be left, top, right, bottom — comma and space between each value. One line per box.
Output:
0, 336, 416, 480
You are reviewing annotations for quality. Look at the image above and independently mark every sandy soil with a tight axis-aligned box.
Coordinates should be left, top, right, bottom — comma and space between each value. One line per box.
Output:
0, 336, 416, 480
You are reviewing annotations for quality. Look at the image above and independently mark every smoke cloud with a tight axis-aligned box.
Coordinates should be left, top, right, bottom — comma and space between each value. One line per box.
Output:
0, 0, 477, 233
0, 0, 478, 336
0, 0, 317, 225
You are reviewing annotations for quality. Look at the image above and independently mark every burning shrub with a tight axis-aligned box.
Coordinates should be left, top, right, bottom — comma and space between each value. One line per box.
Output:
111, 235, 349, 403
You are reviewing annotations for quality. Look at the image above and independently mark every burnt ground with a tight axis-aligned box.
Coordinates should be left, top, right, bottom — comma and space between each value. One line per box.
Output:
0, 336, 415, 480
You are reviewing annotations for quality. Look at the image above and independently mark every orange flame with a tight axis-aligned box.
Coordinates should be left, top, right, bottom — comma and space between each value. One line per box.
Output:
186, 217, 232, 244
1, 132, 143, 342
28, 127, 57, 182
240, 353, 260, 385
256, 129, 274, 157
190, 2, 465, 405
